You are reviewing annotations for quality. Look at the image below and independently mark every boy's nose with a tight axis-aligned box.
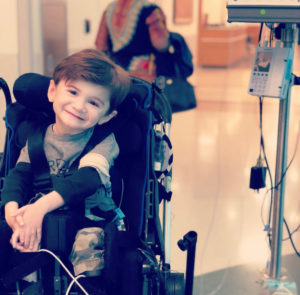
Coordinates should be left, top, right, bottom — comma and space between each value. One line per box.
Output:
73, 98, 86, 112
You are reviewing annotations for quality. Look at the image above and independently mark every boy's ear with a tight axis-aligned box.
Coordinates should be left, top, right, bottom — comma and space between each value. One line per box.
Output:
98, 110, 118, 125
47, 79, 56, 102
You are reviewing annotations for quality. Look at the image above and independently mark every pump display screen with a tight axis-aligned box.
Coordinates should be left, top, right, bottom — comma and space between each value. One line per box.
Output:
253, 52, 272, 73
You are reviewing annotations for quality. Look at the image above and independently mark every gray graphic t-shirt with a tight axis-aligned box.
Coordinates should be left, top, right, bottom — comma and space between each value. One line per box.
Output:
17, 124, 119, 217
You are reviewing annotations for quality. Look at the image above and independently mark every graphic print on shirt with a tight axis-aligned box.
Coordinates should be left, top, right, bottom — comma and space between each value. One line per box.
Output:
48, 158, 71, 176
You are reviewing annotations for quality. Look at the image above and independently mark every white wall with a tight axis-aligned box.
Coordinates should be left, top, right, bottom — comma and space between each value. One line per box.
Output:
202, 0, 228, 25
0, 0, 19, 153
67, 0, 112, 54
31, 0, 44, 73
0, 0, 19, 87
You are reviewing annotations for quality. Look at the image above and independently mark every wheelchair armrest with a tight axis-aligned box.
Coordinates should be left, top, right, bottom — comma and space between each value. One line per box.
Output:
41, 209, 82, 256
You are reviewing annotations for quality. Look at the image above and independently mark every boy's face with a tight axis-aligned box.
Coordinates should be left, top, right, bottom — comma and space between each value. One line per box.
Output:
48, 79, 116, 135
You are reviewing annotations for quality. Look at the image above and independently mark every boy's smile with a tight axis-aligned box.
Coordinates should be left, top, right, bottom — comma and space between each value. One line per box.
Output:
48, 79, 115, 135
64, 110, 84, 121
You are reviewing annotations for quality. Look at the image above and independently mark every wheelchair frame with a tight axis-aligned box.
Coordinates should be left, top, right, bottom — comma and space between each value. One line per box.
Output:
0, 74, 190, 295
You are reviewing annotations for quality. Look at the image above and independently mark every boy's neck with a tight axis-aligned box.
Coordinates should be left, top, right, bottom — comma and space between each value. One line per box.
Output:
52, 123, 92, 136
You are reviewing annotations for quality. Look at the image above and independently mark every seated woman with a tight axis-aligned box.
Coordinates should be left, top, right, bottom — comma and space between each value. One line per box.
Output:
95, 0, 172, 83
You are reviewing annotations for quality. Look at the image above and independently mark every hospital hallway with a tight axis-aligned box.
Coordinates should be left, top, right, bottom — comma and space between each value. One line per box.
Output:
168, 44, 300, 295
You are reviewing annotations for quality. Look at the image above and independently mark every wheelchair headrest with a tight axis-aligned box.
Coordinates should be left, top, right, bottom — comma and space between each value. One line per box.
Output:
13, 72, 152, 114
13, 73, 53, 113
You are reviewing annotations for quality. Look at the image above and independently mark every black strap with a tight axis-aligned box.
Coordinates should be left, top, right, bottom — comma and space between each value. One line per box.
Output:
28, 123, 52, 192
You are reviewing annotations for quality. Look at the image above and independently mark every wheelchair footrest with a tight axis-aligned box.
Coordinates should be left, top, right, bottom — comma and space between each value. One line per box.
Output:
22, 281, 43, 295
0, 252, 51, 287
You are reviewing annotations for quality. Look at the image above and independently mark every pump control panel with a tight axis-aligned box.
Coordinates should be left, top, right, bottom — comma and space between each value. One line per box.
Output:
248, 44, 293, 98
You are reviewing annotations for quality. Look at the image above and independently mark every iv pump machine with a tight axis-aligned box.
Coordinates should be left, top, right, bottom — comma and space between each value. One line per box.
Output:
248, 43, 294, 99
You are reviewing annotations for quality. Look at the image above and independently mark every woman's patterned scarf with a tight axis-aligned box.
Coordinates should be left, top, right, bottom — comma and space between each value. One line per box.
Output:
106, 0, 151, 52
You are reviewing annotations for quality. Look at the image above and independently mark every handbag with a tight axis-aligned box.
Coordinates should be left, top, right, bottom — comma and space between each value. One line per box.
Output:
158, 32, 197, 113
162, 76, 196, 113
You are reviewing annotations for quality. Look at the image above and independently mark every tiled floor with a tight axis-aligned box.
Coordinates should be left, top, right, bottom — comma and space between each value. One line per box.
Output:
168, 44, 300, 294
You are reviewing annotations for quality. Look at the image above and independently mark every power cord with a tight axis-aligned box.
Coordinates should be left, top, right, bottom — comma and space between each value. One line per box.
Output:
258, 23, 263, 46
65, 274, 86, 295
283, 219, 300, 258
256, 96, 273, 246
256, 97, 300, 257
282, 224, 300, 241
38, 249, 89, 295
273, 121, 300, 190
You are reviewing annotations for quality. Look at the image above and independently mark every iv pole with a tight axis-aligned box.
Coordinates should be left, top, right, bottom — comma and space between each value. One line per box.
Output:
269, 24, 296, 281
227, 3, 299, 291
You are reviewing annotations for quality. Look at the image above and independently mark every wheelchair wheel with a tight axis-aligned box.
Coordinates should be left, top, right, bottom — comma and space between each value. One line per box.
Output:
165, 272, 185, 295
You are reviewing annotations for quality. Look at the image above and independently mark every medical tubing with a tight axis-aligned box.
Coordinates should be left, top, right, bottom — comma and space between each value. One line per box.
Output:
38, 249, 89, 295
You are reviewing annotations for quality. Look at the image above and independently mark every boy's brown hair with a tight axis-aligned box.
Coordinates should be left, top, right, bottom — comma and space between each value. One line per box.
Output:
52, 49, 131, 112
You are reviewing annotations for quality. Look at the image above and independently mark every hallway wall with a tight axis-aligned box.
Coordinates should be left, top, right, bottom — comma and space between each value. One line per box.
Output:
0, 0, 18, 152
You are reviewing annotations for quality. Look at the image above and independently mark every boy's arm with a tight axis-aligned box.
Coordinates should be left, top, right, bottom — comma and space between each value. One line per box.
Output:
32, 190, 64, 213
1, 142, 32, 213
52, 166, 101, 206
4, 201, 20, 231
1, 162, 34, 218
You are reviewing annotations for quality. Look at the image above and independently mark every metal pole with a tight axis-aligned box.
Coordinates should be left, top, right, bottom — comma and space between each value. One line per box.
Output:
269, 25, 295, 280
269, 87, 291, 279
178, 231, 197, 295
163, 123, 172, 266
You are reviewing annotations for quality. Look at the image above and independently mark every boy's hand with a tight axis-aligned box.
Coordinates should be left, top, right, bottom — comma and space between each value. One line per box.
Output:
11, 203, 44, 251
4, 201, 23, 231
4, 202, 38, 252
10, 226, 40, 252
11, 231, 40, 252
10, 191, 64, 252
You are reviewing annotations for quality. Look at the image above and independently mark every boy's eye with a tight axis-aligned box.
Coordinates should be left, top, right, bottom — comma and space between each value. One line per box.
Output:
89, 100, 100, 107
68, 90, 77, 95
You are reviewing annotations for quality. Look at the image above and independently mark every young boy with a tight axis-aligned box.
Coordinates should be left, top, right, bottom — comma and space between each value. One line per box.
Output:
0, 49, 130, 279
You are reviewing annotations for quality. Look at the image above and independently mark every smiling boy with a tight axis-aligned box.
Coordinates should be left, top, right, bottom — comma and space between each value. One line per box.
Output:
0, 49, 130, 279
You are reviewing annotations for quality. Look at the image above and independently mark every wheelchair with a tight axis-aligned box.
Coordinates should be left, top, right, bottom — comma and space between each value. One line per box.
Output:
0, 74, 189, 295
